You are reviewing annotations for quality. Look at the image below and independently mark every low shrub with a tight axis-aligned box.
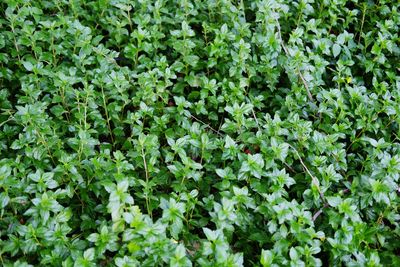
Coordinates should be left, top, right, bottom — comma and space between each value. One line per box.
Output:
0, 0, 399, 266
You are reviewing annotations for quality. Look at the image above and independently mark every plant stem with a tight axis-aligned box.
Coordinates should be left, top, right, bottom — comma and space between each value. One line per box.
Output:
100, 85, 115, 145
141, 146, 152, 218
288, 144, 325, 201
358, 4, 367, 44
275, 17, 314, 102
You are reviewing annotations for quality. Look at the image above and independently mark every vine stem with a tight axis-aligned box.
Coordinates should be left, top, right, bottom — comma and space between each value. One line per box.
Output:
100, 85, 115, 145
251, 107, 261, 132
190, 115, 224, 137
0, 117, 14, 128
275, 17, 314, 102
358, 4, 367, 44
141, 146, 152, 219
288, 144, 330, 221
10, 23, 21, 62
288, 144, 325, 201
35, 126, 56, 165
312, 203, 329, 221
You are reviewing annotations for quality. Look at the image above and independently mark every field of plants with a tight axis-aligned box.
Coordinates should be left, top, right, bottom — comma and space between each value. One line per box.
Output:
1, 0, 400, 266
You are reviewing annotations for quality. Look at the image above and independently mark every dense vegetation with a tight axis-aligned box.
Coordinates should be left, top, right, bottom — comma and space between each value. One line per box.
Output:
1, 0, 400, 266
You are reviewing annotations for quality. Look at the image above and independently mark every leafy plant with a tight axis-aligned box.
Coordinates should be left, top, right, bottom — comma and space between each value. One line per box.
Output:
1, 0, 400, 266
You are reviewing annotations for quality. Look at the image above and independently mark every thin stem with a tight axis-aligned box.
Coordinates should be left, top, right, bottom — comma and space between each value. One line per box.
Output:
10, 24, 21, 62
275, 17, 314, 102
0, 117, 14, 128
358, 4, 367, 44
284, 162, 296, 173
50, 27, 58, 66
127, 9, 133, 33
31, 123, 56, 165
83, 85, 90, 130
297, 70, 314, 102
312, 203, 329, 221
141, 146, 152, 218
346, 128, 365, 153
251, 108, 261, 132
288, 144, 325, 201
75, 90, 82, 126
100, 85, 115, 145
190, 115, 224, 136
60, 86, 71, 123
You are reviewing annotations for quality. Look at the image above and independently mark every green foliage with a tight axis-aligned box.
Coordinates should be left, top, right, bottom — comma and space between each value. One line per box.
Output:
1, 0, 400, 266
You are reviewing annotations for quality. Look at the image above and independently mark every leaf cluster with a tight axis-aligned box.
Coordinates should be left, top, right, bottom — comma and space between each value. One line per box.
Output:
0, 0, 400, 266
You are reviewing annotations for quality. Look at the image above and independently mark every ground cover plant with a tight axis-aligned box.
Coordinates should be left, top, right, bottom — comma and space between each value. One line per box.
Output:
0, 0, 400, 266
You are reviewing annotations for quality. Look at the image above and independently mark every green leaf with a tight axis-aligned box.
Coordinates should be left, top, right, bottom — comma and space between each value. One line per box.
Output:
22, 61, 33, 71
83, 248, 95, 261
0, 192, 10, 208
332, 44, 341, 58
260, 249, 274, 267
326, 196, 342, 207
